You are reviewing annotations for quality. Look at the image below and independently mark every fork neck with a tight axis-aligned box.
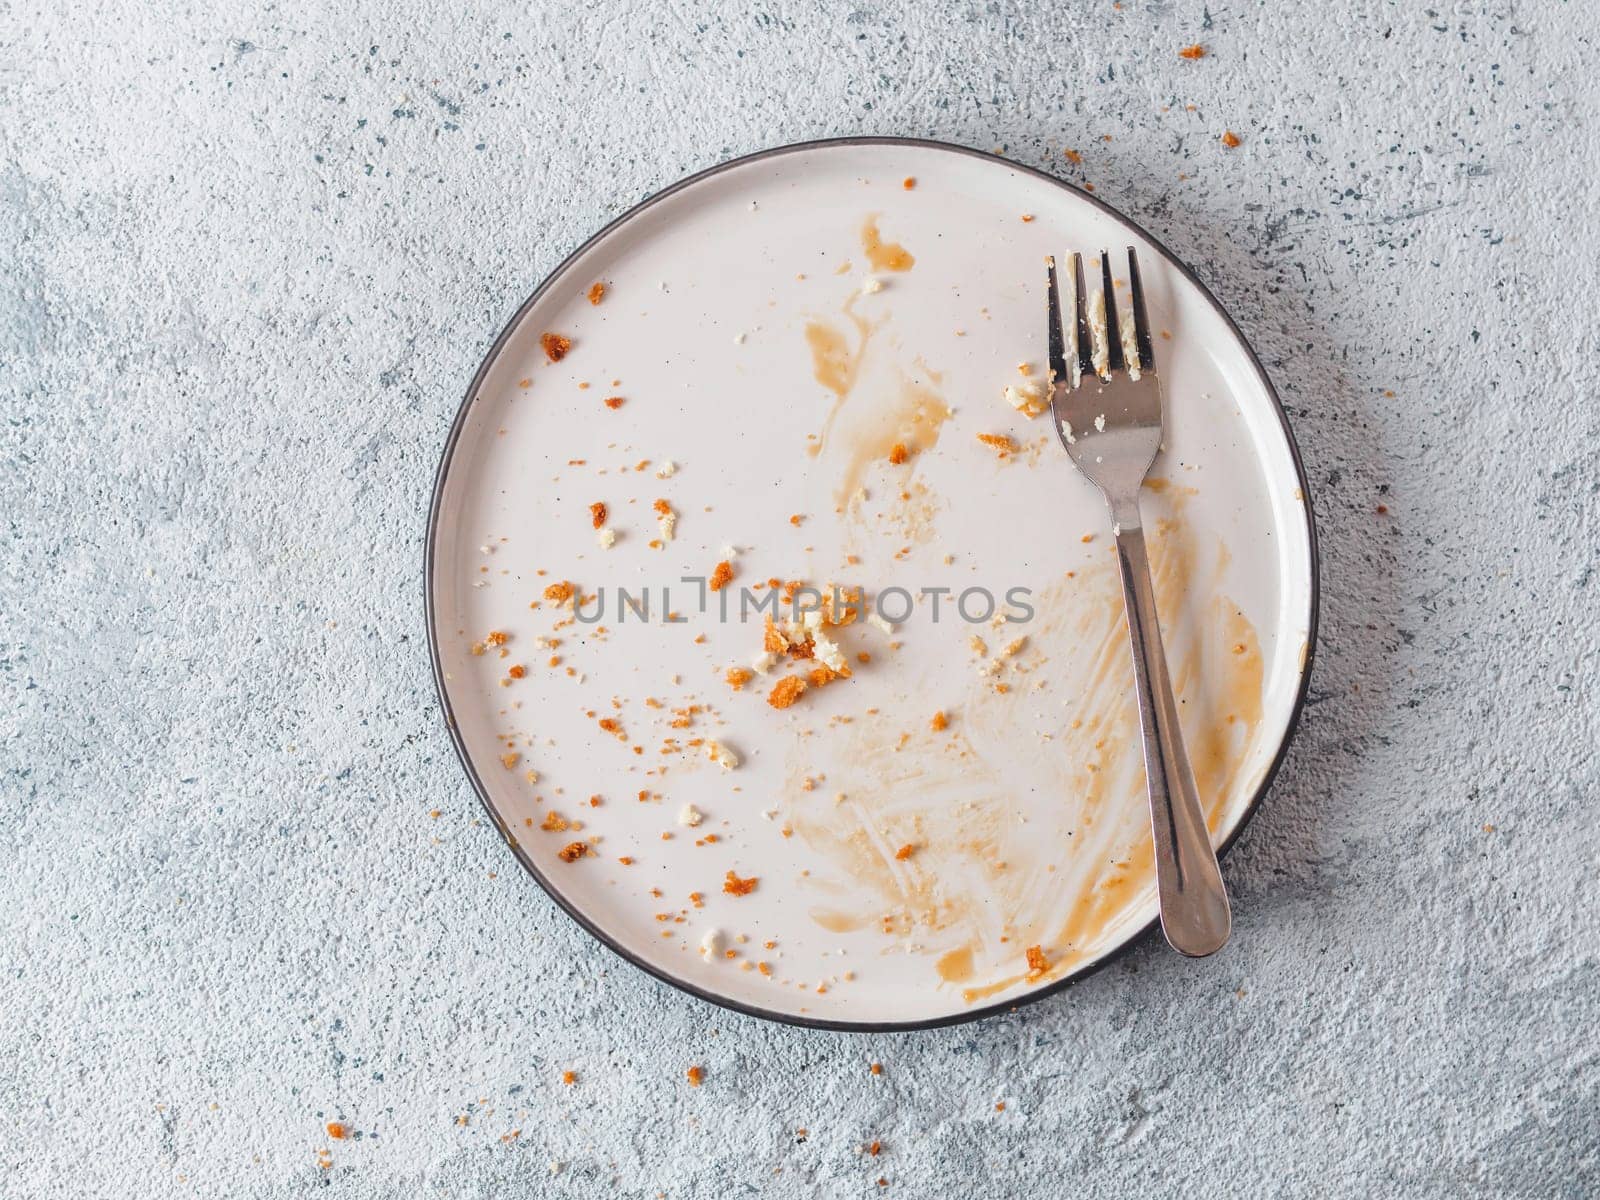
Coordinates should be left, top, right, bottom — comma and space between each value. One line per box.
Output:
1106, 491, 1144, 533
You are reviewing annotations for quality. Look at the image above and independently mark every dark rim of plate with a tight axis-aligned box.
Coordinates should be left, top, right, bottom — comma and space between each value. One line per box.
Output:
423, 136, 1321, 1034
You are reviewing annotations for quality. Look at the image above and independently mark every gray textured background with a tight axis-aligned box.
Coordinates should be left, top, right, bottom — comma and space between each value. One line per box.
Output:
4, 1, 1597, 1196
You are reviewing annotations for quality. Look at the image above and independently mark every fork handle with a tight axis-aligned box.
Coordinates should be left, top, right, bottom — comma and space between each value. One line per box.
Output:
1110, 503, 1232, 957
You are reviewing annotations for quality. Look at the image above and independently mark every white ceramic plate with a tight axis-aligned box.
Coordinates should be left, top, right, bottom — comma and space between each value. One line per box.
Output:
426, 139, 1317, 1029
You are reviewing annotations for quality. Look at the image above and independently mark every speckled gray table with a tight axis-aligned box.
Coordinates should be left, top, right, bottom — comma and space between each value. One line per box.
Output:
4, 2, 1596, 1196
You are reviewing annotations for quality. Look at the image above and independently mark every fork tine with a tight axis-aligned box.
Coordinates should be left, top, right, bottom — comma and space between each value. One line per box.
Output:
1046, 256, 1068, 384
1099, 252, 1125, 374
1070, 252, 1095, 380
1126, 246, 1155, 373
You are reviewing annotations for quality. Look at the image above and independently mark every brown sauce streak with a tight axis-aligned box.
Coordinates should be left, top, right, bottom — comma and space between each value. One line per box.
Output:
860, 216, 915, 272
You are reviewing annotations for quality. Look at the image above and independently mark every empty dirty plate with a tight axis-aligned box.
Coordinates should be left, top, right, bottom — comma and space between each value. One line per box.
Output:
426, 138, 1316, 1029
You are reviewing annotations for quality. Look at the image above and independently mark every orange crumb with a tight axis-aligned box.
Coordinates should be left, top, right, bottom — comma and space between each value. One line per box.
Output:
686, 1065, 705, 1087
485, 630, 508, 646
725, 666, 753, 691
1064, 147, 1082, 165
709, 560, 734, 592
887, 442, 909, 465
1221, 130, 1241, 148
508, 664, 526, 679
894, 843, 916, 861
976, 432, 1016, 457
1025, 944, 1049, 979
723, 870, 758, 896
902, 176, 916, 190
995, 1101, 1006, 1112
604, 395, 625, 410
930, 710, 948, 732
1020, 213, 1034, 222
561, 1070, 577, 1086
590, 501, 607, 529
768, 676, 806, 709
1178, 43, 1206, 59
500, 753, 519, 770
586, 281, 606, 305
541, 811, 568, 832
517, 377, 531, 390
789, 513, 804, 526
617, 855, 634, 865
325, 1122, 348, 1140
544, 581, 574, 604
557, 841, 588, 862
870, 1062, 883, 1075
540, 332, 572, 361
869, 1140, 882, 1156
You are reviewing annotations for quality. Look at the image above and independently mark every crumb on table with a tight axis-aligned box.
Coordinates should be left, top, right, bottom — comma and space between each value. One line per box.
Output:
540, 332, 572, 361
558, 841, 588, 863
723, 870, 758, 896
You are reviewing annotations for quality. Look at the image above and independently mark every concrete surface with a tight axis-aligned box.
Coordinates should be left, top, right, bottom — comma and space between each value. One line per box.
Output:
3, 1, 1597, 1196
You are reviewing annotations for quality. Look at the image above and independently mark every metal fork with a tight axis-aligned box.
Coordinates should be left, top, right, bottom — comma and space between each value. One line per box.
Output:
1046, 248, 1231, 958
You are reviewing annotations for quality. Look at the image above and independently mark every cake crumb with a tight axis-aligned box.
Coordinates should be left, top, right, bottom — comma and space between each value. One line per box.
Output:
687, 1065, 706, 1087
930, 710, 948, 732
325, 1122, 348, 1140
1025, 944, 1049, 980
589, 501, 607, 529
888, 443, 909, 465
709, 560, 735, 592
1178, 43, 1206, 59
558, 841, 588, 863
768, 676, 807, 709
587, 281, 606, 305
1221, 130, 1242, 148
723, 870, 758, 896
977, 432, 1016, 458
654, 499, 677, 541
894, 843, 916, 861
725, 666, 753, 691
540, 332, 572, 362
1004, 380, 1048, 418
